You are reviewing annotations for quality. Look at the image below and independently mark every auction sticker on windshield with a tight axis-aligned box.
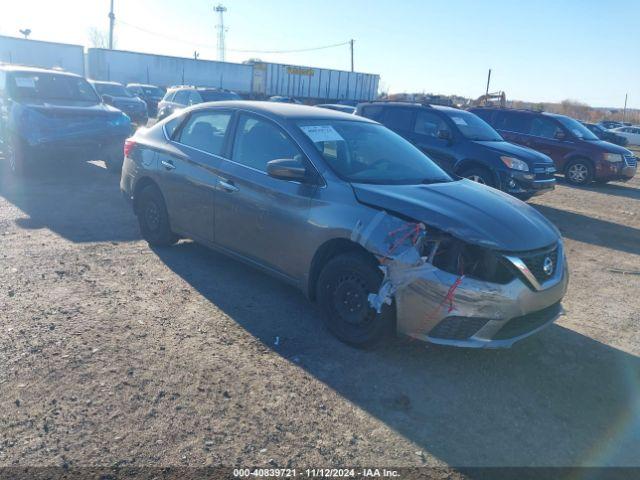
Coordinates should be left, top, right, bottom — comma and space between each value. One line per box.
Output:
451, 117, 468, 126
300, 125, 344, 143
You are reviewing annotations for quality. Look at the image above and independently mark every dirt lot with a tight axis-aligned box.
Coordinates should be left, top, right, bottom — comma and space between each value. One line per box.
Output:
0, 155, 639, 472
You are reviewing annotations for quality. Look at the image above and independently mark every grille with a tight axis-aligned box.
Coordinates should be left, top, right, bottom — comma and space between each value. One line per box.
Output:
533, 163, 556, 179
428, 316, 490, 341
520, 245, 559, 283
493, 302, 561, 340
624, 155, 637, 167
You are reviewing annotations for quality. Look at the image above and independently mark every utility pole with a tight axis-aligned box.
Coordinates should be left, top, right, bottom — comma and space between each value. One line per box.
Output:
350, 39, 354, 72
108, 0, 115, 49
214, 4, 227, 62
623, 93, 628, 123
485, 68, 492, 97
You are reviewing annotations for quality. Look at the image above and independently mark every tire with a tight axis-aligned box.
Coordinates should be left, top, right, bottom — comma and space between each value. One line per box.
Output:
565, 158, 594, 186
316, 252, 395, 347
5, 136, 30, 177
136, 185, 178, 247
460, 166, 495, 187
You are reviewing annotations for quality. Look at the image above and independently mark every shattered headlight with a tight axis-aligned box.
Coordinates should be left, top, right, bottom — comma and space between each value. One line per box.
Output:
501, 156, 529, 172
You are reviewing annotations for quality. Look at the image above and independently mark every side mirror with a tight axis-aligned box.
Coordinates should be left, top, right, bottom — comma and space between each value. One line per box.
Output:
102, 94, 114, 105
267, 158, 311, 182
554, 130, 566, 140
437, 129, 451, 141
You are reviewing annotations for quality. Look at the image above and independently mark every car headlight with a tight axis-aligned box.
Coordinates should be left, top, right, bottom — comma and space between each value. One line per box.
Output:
603, 153, 623, 163
500, 156, 529, 172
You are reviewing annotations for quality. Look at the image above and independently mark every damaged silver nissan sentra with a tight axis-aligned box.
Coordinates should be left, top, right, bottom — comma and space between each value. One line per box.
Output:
120, 101, 568, 348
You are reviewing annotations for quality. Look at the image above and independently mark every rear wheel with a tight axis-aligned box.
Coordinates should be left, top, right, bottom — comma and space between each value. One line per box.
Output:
565, 158, 593, 186
460, 166, 495, 187
136, 185, 178, 246
316, 252, 395, 347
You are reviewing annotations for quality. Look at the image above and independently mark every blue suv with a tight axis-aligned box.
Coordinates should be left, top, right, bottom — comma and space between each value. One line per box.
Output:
356, 102, 556, 199
0, 65, 131, 175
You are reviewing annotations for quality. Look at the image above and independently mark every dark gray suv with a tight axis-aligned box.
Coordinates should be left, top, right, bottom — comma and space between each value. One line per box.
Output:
120, 101, 568, 348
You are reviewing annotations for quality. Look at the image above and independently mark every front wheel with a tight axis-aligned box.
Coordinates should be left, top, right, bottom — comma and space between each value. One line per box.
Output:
136, 185, 178, 247
316, 252, 395, 348
565, 159, 593, 186
5, 137, 31, 177
460, 166, 495, 187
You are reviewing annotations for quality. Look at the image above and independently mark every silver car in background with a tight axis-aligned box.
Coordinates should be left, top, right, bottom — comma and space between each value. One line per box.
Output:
120, 101, 568, 348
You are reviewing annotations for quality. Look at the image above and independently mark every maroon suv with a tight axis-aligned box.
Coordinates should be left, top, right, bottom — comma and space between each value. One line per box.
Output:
470, 108, 637, 186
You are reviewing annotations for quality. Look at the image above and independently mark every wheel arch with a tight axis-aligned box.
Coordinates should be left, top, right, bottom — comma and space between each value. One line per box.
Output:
454, 159, 500, 185
563, 155, 595, 174
132, 176, 162, 215
307, 238, 378, 301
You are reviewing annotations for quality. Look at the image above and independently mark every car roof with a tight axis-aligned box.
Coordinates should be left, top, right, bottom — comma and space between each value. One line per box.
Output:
0, 64, 81, 77
90, 80, 124, 86
127, 83, 159, 88
359, 101, 462, 114
188, 100, 375, 122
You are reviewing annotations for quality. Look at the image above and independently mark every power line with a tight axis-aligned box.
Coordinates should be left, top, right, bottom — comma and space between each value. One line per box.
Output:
116, 19, 349, 54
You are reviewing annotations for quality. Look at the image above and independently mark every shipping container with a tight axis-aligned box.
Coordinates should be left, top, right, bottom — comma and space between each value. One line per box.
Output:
0, 35, 85, 75
251, 61, 379, 102
86, 48, 254, 93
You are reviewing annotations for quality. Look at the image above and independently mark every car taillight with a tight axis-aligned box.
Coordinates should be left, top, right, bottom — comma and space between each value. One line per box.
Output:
124, 139, 136, 157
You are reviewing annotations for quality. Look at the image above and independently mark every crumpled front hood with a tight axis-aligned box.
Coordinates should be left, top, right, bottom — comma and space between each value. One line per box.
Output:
473, 140, 553, 164
352, 179, 560, 252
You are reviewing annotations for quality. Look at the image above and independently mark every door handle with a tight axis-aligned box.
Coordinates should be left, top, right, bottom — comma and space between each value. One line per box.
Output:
161, 160, 175, 170
219, 179, 239, 193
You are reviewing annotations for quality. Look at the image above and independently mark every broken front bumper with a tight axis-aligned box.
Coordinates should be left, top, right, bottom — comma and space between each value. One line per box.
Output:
395, 250, 568, 348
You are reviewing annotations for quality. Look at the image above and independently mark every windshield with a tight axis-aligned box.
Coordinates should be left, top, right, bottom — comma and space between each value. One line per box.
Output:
297, 120, 452, 185
199, 90, 241, 102
446, 110, 503, 141
8, 72, 99, 102
556, 116, 599, 140
94, 83, 132, 98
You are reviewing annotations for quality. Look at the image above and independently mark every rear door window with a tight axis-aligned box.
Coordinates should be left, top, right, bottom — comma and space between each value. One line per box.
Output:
177, 111, 232, 156
529, 117, 561, 139
494, 111, 531, 134
382, 108, 414, 131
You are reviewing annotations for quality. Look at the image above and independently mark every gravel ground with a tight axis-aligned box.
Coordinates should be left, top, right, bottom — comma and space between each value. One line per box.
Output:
0, 157, 639, 472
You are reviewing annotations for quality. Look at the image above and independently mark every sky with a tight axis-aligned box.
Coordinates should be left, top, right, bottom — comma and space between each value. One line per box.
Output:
0, 0, 638, 108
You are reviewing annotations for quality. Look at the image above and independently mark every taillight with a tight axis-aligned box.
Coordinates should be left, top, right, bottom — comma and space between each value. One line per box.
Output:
124, 139, 136, 157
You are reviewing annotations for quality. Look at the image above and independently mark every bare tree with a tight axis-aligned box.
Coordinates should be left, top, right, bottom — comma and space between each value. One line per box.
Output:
88, 27, 113, 49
